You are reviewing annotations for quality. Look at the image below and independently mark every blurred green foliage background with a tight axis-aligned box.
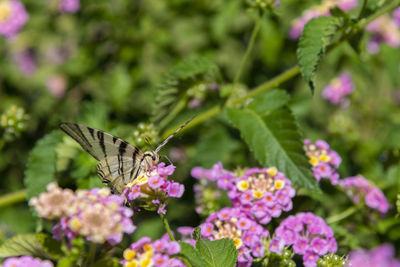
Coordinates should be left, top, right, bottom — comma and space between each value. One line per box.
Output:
0, 0, 400, 260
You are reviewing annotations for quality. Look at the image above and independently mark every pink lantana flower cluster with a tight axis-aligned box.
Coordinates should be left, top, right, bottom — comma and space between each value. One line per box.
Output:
366, 12, 400, 54
2, 255, 53, 267
121, 236, 185, 267
304, 139, 342, 185
29, 183, 135, 244
269, 212, 337, 267
123, 163, 184, 214
289, 0, 358, 39
347, 243, 400, 267
0, 0, 28, 37
322, 73, 355, 106
339, 175, 389, 214
228, 167, 295, 225
200, 207, 269, 266
59, 0, 80, 13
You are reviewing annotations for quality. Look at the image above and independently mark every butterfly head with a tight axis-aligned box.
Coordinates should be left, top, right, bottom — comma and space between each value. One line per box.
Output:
143, 151, 160, 165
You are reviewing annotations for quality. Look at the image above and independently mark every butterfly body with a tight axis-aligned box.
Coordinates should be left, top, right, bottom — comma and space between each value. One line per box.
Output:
60, 123, 160, 194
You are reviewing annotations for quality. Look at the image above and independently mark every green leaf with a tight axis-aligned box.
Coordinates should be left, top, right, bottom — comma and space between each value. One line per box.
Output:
24, 130, 64, 200
196, 238, 237, 267
247, 89, 290, 115
152, 55, 219, 127
0, 234, 60, 259
227, 107, 318, 190
178, 241, 207, 267
297, 16, 342, 92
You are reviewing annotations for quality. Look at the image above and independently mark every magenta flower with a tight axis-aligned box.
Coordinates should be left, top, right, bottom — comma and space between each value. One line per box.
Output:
228, 167, 295, 224
199, 207, 269, 266
59, 0, 80, 13
322, 73, 354, 106
347, 243, 400, 267
289, 0, 358, 39
3, 255, 53, 267
30, 185, 135, 245
270, 212, 337, 267
366, 14, 400, 54
123, 163, 184, 214
121, 236, 186, 267
339, 175, 389, 214
0, 0, 28, 37
46, 75, 67, 99
304, 139, 342, 185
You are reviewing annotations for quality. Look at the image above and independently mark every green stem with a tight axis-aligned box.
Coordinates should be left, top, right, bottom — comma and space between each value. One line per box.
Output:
326, 205, 360, 224
159, 96, 188, 130
87, 242, 97, 267
0, 190, 26, 208
160, 213, 175, 241
357, 0, 400, 29
230, 12, 264, 101
358, 0, 368, 19
161, 2, 400, 139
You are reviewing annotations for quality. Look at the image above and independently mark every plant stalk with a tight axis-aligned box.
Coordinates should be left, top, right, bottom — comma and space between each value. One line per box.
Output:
326, 205, 360, 224
160, 213, 175, 241
230, 12, 264, 101
0, 190, 26, 208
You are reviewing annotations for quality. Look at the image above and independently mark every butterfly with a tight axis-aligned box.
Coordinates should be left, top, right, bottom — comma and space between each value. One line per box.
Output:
59, 118, 193, 194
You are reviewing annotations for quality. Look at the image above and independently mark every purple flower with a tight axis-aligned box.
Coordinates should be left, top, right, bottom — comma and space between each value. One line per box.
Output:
394, 7, 400, 28
347, 244, 400, 267
3, 255, 53, 267
339, 175, 389, 214
59, 0, 80, 13
148, 175, 165, 189
31, 185, 135, 245
200, 207, 269, 266
123, 163, 184, 214
270, 212, 337, 267
269, 237, 285, 254
366, 14, 400, 54
304, 139, 342, 185
322, 73, 354, 105
168, 182, 184, 198
122, 236, 185, 267
0, 0, 28, 38
13, 49, 36, 76
229, 167, 295, 224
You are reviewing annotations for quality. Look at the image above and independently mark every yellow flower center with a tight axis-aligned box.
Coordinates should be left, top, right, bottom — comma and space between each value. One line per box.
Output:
233, 238, 243, 248
140, 258, 153, 267
237, 180, 249, 191
125, 261, 138, 267
69, 217, 81, 231
253, 190, 264, 198
137, 175, 149, 185
319, 154, 331, 163
143, 243, 153, 252
0, 1, 11, 23
124, 249, 136, 261
309, 156, 319, 166
266, 167, 277, 176
274, 180, 285, 190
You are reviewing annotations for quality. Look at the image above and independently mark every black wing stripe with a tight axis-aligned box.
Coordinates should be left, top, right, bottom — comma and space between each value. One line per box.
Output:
97, 130, 107, 157
129, 148, 140, 180
74, 124, 93, 149
113, 136, 117, 144
119, 141, 128, 156
88, 127, 95, 140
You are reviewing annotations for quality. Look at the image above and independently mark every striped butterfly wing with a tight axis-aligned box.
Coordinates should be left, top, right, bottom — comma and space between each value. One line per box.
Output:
60, 123, 144, 193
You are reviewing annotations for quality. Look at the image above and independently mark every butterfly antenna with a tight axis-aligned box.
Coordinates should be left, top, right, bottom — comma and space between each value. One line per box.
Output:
144, 136, 153, 147
155, 116, 195, 153
161, 154, 173, 165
